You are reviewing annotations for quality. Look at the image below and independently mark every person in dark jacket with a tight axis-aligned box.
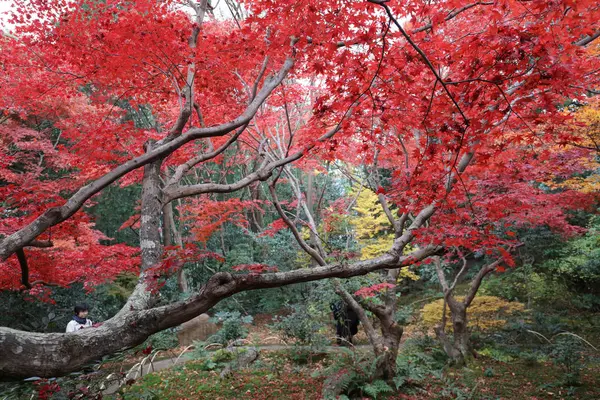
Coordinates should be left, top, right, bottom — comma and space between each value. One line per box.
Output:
66, 303, 93, 333
331, 300, 360, 346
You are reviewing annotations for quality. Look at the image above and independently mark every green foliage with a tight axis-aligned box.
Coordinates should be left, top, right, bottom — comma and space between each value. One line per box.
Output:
186, 341, 209, 360
394, 305, 414, 325
88, 183, 141, 247
362, 380, 393, 399
146, 328, 179, 350
549, 335, 589, 386
271, 303, 329, 347
479, 347, 515, 362
208, 311, 253, 345
186, 343, 236, 371
395, 335, 447, 389
313, 348, 388, 398
484, 219, 600, 312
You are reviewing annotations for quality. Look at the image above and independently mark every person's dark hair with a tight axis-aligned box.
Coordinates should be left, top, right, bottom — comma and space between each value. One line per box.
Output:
74, 303, 89, 315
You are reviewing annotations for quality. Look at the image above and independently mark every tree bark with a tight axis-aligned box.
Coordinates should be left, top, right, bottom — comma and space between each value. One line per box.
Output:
434, 296, 470, 366
115, 152, 164, 317
375, 310, 403, 381
163, 200, 188, 293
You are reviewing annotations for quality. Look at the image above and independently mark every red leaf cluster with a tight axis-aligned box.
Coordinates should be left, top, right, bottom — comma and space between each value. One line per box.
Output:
355, 283, 395, 298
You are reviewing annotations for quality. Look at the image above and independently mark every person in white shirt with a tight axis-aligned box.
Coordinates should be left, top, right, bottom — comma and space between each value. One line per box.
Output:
66, 303, 93, 333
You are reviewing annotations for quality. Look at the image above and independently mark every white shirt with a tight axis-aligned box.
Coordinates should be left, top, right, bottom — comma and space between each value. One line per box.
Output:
66, 319, 93, 333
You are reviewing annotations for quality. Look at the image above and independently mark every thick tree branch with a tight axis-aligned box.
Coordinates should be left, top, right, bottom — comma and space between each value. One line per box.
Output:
0, 58, 295, 261
575, 30, 600, 46
164, 103, 349, 202
0, 244, 440, 378
463, 259, 502, 307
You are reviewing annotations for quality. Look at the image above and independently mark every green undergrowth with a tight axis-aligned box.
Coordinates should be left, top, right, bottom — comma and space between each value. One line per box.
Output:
118, 352, 324, 400
118, 346, 599, 400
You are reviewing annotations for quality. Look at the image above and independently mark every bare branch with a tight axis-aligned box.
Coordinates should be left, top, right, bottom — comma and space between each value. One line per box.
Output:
167, 124, 248, 186
575, 30, 600, 46
268, 183, 327, 266
164, 101, 350, 202
449, 256, 470, 292
412, 2, 494, 34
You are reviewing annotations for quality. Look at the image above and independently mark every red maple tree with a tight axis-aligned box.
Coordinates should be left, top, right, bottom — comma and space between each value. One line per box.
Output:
0, 0, 597, 378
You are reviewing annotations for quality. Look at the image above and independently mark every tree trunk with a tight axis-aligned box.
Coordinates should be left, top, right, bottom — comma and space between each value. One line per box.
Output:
163, 200, 188, 292
375, 313, 403, 381
435, 298, 470, 365
116, 152, 163, 317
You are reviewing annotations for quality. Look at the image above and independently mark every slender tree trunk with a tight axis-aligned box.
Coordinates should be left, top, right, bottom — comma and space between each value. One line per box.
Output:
336, 282, 403, 381
116, 149, 164, 316
375, 311, 403, 381
163, 200, 188, 292
435, 297, 470, 365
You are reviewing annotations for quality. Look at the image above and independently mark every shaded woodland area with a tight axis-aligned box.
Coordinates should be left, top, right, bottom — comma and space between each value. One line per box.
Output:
0, 0, 599, 398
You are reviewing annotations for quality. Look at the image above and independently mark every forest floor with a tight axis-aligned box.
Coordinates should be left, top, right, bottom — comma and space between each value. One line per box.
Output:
112, 309, 600, 400
117, 348, 600, 399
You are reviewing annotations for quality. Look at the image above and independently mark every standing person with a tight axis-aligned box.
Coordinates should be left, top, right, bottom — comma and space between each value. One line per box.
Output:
330, 300, 360, 346
66, 303, 93, 332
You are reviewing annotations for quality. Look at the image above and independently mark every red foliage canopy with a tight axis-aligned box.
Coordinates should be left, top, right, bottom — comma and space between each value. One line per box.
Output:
0, 0, 598, 291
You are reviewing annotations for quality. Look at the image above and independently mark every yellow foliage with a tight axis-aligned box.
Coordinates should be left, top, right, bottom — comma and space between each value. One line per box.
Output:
421, 296, 525, 332
351, 187, 392, 240
548, 99, 600, 193
398, 268, 420, 283
350, 187, 395, 260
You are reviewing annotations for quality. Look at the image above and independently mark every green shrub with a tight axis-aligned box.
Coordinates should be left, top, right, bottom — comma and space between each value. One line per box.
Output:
208, 311, 253, 345
395, 335, 447, 389
313, 348, 393, 398
146, 328, 178, 350
271, 304, 329, 347
549, 335, 588, 386
185, 341, 236, 372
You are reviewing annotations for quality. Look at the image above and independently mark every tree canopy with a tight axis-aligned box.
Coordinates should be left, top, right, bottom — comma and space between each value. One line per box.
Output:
0, 0, 598, 379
